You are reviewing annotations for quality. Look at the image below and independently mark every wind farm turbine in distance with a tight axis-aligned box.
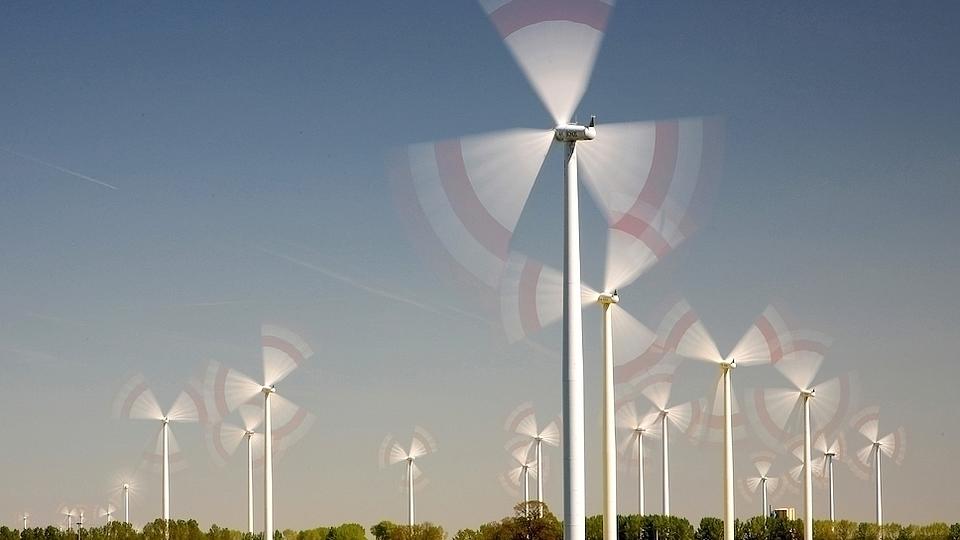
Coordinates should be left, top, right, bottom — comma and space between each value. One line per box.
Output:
851, 406, 907, 532
738, 452, 782, 517
504, 403, 558, 515
664, 303, 787, 540
392, 1, 722, 537
379, 427, 438, 527
113, 375, 204, 522
748, 328, 855, 540
498, 438, 540, 512
813, 433, 846, 521
98, 504, 116, 524
205, 324, 315, 540
206, 403, 265, 534
616, 400, 659, 516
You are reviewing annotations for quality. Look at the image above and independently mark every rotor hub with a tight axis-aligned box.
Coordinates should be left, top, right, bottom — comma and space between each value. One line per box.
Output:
598, 291, 619, 305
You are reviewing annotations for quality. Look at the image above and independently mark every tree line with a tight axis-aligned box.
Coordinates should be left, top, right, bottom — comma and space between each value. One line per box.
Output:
2, 505, 958, 540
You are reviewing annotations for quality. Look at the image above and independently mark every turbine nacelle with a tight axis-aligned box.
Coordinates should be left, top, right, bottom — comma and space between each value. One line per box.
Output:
554, 117, 597, 142
598, 291, 619, 305
262, 385, 277, 395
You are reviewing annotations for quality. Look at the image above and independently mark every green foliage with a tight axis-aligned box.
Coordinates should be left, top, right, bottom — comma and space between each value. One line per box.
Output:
950, 524, 960, 540
1, 526, 18, 540
326, 525, 366, 540
696, 518, 724, 540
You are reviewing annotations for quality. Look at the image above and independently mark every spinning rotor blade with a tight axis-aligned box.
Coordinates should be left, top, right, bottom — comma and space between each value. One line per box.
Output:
410, 426, 438, 458
579, 118, 723, 292
479, 0, 614, 125
751, 451, 776, 477
507, 438, 534, 465
773, 330, 832, 390
659, 299, 722, 364
809, 373, 857, 436
610, 308, 656, 369
879, 427, 907, 465
694, 376, 747, 444
269, 393, 315, 453
850, 406, 881, 443
205, 361, 263, 419
391, 129, 553, 292
206, 421, 248, 467
746, 387, 802, 450
142, 428, 187, 473
113, 374, 163, 421
262, 324, 313, 387
539, 420, 560, 447
166, 389, 201, 423
505, 402, 540, 437
727, 305, 787, 367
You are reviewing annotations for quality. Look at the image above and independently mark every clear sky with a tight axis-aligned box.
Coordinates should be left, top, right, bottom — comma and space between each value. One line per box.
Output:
1, 0, 959, 532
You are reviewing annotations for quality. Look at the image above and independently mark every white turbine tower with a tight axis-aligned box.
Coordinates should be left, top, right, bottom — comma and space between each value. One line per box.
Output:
59, 506, 76, 531
616, 401, 660, 516
392, 3, 724, 538
20, 512, 29, 532
738, 453, 782, 517
110, 473, 138, 525
206, 403, 265, 534
813, 433, 846, 521
664, 302, 786, 540
851, 407, 906, 533
748, 330, 854, 540
504, 403, 559, 515
113, 375, 204, 522
205, 325, 315, 540
379, 427, 438, 527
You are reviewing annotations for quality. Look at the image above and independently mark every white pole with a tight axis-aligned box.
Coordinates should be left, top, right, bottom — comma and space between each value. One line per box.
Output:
875, 444, 882, 534
661, 412, 670, 516
162, 420, 170, 522
600, 296, 617, 540
23, 515, 27, 531
803, 395, 813, 540
562, 139, 585, 540
523, 465, 530, 508
407, 459, 415, 527
827, 454, 835, 521
247, 433, 254, 534
264, 389, 274, 540
722, 365, 735, 540
761, 477, 767, 518
637, 430, 645, 516
123, 484, 129, 524
536, 438, 544, 518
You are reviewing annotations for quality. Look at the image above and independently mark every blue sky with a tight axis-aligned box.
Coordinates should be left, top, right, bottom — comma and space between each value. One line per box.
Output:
1, 1, 958, 531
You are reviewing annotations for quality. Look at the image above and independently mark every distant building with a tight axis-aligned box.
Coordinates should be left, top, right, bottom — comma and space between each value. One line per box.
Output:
773, 507, 796, 520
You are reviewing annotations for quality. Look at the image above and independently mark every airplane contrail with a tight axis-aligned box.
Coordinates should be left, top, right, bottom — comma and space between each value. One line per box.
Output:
256, 245, 490, 323
2, 147, 119, 190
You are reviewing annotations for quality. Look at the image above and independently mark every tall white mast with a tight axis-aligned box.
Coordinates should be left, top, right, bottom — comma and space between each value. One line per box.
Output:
162, 418, 170, 522
247, 432, 255, 534
802, 392, 813, 540
661, 412, 670, 515
826, 453, 836, 521
599, 292, 618, 540
263, 387, 275, 540
722, 362, 735, 540
637, 429, 645, 516
407, 458, 415, 527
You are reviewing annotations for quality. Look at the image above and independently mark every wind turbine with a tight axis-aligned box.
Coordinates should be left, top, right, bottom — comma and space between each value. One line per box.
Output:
20, 512, 28, 532
379, 427, 438, 526
504, 403, 559, 515
665, 302, 787, 540
747, 330, 855, 540
59, 506, 76, 531
391, 3, 723, 538
738, 453, 781, 518
110, 472, 139, 525
615, 400, 660, 516
813, 433, 846, 521
499, 438, 541, 513
851, 406, 906, 533
99, 504, 116, 524
113, 374, 203, 522
205, 325, 315, 540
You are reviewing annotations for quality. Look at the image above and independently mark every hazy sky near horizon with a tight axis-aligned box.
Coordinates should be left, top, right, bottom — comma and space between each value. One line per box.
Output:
2, 0, 959, 532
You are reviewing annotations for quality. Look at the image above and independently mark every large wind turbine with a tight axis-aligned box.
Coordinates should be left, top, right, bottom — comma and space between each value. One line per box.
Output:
113, 375, 204, 522
59, 507, 76, 531
738, 453, 781, 517
206, 325, 315, 540
664, 302, 786, 540
813, 433, 846, 521
504, 403, 559, 515
99, 504, 116, 524
392, 3, 723, 538
748, 330, 854, 540
379, 427, 438, 527
851, 407, 906, 533
616, 401, 660, 516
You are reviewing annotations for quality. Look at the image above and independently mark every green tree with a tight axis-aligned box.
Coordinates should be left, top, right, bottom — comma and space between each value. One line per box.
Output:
370, 523, 396, 540
586, 516, 603, 540
696, 518, 724, 540
949, 525, 960, 540
327, 525, 366, 540
1, 526, 19, 540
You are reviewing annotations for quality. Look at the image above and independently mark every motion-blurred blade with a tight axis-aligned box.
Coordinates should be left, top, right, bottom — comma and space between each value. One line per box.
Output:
410, 426, 438, 458
727, 305, 788, 366
392, 129, 553, 291
113, 375, 163, 421
610, 308, 656, 368
659, 300, 722, 364
508, 438, 534, 465
262, 324, 313, 387
205, 361, 263, 419
479, 0, 614, 124
499, 253, 563, 343
746, 387, 802, 449
752, 452, 776, 477
505, 402, 539, 437
269, 394, 315, 453
850, 406, 881, 443
810, 373, 856, 436
378, 434, 400, 468
166, 390, 200, 423
539, 420, 560, 447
